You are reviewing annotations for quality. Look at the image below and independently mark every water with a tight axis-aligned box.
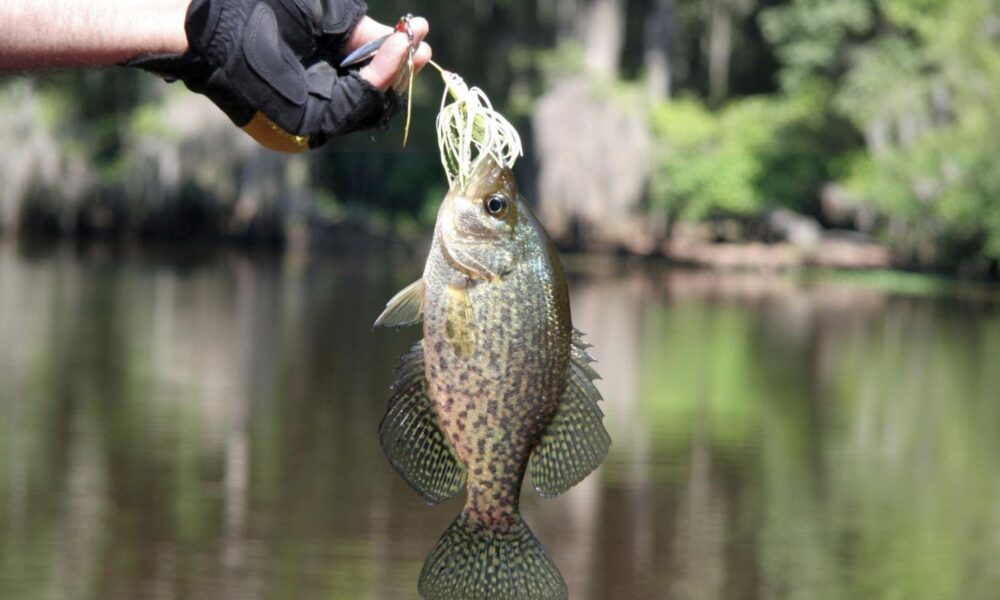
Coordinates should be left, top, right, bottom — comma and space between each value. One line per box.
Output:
1, 244, 999, 600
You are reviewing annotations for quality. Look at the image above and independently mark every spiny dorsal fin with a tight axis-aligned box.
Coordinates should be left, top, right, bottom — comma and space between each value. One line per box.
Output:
419, 511, 568, 600
374, 279, 425, 328
379, 341, 466, 504
529, 329, 610, 498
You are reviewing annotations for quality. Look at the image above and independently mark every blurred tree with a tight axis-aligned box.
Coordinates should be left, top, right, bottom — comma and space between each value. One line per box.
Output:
838, 0, 1000, 270
758, 0, 873, 92
643, 0, 674, 100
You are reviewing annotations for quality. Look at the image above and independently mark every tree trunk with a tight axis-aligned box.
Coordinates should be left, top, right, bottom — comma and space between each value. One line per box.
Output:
551, 0, 626, 80
707, 0, 732, 106
644, 0, 674, 101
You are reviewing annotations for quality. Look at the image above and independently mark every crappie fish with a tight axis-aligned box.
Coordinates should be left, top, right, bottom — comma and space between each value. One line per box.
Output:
374, 157, 610, 600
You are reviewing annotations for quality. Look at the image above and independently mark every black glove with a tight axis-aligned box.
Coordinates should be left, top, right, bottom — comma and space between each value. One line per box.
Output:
130, 0, 397, 151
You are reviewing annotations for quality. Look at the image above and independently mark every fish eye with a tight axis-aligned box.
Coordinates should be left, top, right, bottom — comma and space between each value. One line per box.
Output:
485, 194, 508, 217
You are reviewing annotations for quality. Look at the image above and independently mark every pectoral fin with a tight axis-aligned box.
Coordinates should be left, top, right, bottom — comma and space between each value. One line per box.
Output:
374, 279, 424, 328
529, 329, 610, 498
379, 341, 466, 504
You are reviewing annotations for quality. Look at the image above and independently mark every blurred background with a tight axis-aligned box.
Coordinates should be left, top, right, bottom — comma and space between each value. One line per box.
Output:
2, 0, 1000, 598
2, 0, 1000, 274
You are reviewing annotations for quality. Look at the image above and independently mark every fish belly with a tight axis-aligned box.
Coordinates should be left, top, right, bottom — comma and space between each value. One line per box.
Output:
424, 275, 568, 530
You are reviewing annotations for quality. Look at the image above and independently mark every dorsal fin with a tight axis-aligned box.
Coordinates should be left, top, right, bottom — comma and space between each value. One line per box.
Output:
529, 329, 610, 498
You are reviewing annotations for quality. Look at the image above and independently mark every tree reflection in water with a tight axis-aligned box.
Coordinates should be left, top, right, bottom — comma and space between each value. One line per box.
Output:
1, 246, 998, 599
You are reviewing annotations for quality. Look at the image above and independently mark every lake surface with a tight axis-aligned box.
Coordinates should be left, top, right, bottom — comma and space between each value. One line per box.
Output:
1, 243, 999, 600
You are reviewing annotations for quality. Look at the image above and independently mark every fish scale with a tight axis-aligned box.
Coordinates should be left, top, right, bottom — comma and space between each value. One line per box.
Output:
424, 227, 570, 531
374, 157, 610, 600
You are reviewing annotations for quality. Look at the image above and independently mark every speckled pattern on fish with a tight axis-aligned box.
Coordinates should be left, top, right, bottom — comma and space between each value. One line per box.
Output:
375, 157, 610, 600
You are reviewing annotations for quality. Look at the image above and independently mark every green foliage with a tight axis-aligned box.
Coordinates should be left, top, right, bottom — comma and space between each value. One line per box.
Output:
844, 123, 1000, 261
753, 0, 1000, 268
650, 82, 852, 220
759, 0, 874, 91
650, 97, 765, 220
828, 0, 1000, 263
833, 36, 929, 131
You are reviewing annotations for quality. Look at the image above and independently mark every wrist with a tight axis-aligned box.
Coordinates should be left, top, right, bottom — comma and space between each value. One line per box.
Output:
153, 0, 192, 54
116, 0, 193, 57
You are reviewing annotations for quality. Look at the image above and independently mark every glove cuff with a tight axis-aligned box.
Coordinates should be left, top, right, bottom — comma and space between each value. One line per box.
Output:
123, 0, 222, 81
185, 0, 225, 55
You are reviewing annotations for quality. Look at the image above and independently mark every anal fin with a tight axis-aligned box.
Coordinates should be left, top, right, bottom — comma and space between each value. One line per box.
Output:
379, 341, 466, 504
529, 329, 610, 498
374, 279, 424, 328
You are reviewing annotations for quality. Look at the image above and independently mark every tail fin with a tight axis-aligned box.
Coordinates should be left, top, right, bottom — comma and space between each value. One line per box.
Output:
418, 511, 568, 600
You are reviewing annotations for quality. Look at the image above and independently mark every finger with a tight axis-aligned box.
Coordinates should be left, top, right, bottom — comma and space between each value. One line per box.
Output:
344, 17, 392, 55
408, 17, 429, 45
359, 31, 411, 91
403, 17, 429, 73
412, 42, 432, 74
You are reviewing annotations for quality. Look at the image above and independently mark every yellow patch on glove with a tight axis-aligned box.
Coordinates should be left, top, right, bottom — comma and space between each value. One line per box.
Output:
241, 112, 309, 153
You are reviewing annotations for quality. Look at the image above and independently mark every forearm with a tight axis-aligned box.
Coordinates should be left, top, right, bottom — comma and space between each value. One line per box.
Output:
0, 0, 190, 71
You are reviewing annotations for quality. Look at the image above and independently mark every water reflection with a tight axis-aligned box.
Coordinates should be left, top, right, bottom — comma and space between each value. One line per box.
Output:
1, 246, 999, 599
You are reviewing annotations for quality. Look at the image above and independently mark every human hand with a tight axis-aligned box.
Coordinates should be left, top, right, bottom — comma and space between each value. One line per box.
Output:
346, 16, 431, 92
130, 0, 431, 152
